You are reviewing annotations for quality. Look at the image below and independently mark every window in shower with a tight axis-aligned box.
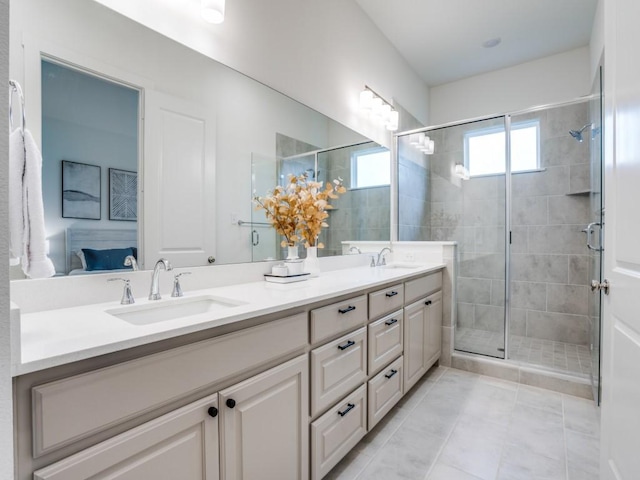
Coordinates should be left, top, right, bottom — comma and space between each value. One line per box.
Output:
464, 119, 540, 177
350, 147, 391, 189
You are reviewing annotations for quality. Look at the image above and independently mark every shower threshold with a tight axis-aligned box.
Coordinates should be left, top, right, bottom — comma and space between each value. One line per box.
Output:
455, 327, 592, 378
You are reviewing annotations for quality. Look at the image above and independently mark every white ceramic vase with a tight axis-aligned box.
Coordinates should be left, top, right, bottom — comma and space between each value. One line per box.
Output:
304, 246, 320, 277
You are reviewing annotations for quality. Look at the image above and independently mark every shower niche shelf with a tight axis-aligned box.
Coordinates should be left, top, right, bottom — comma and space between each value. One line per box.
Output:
566, 190, 591, 196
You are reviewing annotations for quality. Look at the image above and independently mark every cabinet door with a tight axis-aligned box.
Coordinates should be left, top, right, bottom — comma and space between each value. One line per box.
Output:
219, 355, 309, 480
33, 394, 220, 480
425, 291, 443, 369
403, 299, 427, 393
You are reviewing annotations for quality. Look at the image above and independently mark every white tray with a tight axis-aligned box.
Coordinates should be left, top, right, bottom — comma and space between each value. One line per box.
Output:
264, 273, 310, 284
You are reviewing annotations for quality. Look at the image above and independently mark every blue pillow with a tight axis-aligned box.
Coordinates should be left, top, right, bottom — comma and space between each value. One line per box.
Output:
81, 247, 135, 271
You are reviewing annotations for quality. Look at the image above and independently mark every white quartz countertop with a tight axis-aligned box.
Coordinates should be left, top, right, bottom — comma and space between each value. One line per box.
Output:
14, 263, 445, 377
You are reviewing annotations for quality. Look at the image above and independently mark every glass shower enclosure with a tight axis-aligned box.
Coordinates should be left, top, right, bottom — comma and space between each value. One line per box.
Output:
396, 97, 604, 396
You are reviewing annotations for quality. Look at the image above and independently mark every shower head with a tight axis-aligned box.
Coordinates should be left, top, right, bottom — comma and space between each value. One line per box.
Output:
569, 123, 593, 142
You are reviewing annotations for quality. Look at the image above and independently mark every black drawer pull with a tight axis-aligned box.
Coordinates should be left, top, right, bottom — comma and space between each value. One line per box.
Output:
226, 399, 236, 409
337, 403, 356, 417
385, 369, 398, 379
338, 305, 356, 314
385, 318, 398, 326
338, 340, 355, 351
425, 300, 432, 306
385, 291, 399, 297
207, 406, 218, 418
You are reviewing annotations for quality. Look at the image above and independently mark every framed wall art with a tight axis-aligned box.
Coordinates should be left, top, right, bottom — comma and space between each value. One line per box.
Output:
61, 160, 101, 220
109, 168, 138, 221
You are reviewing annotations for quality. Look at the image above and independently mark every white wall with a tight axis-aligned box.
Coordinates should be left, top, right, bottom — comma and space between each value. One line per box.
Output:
92, 0, 431, 146
0, 1, 14, 478
429, 47, 591, 125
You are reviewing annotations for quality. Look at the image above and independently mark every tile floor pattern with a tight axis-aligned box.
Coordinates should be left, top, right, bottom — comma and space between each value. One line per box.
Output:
455, 327, 593, 377
325, 366, 600, 480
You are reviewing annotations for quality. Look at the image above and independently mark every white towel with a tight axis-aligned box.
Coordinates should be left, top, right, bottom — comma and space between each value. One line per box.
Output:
9, 128, 25, 264
9, 128, 55, 278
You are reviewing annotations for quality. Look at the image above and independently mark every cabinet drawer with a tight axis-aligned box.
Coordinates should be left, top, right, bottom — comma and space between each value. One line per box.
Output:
32, 313, 307, 456
404, 271, 442, 305
310, 384, 367, 480
311, 327, 367, 417
34, 394, 220, 480
310, 295, 367, 344
368, 310, 403, 375
368, 356, 403, 430
369, 283, 404, 320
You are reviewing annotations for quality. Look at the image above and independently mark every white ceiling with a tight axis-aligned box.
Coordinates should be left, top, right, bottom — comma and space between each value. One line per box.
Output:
355, 0, 599, 86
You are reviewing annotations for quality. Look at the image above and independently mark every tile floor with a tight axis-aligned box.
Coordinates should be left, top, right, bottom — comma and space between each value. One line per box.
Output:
325, 366, 600, 480
455, 327, 592, 377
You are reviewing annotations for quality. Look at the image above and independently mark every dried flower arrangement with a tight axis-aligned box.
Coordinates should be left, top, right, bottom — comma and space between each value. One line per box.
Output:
254, 174, 346, 248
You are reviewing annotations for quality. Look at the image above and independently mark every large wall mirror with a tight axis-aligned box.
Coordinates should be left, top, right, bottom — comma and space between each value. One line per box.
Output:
9, 0, 391, 278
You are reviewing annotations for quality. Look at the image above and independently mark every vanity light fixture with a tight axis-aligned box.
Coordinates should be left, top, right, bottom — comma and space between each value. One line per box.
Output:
407, 132, 435, 155
455, 164, 470, 180
359, 86, 398, 131
202, 0, 225, 24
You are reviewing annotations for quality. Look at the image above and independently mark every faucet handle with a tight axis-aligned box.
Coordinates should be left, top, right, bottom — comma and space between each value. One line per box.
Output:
108, 278, 135, 305
172, 272, 192, 297
369, 255, 376, 268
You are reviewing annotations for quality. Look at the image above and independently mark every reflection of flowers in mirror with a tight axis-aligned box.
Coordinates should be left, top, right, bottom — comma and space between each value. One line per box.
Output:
254, 174, 346, 248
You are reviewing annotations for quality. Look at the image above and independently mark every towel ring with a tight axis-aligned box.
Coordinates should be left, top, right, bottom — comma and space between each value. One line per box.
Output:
8, 79, 26, 133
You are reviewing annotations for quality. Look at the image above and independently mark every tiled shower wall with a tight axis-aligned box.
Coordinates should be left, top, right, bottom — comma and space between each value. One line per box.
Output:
508, 103, 591, 345
398, 102, 592, 348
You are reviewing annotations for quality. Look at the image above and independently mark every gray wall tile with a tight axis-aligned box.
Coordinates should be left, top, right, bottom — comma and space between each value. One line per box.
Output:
457, 277, 492, 305
475, 305, 505, 332
547, 284, 589, 315
512, 197, 547, 225
512, 166, 569, 197
511, 281, 547, 310
548, 195, 591, 225
570, 163, 590, 193
511, 254, 568, 283
528, 225, 587, 255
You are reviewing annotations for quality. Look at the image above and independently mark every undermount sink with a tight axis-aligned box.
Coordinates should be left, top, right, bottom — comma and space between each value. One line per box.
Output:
106, 295, 247, 326
381, 263, 421, 269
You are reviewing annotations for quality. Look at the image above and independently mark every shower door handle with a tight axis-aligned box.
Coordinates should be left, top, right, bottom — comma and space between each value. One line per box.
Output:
252, 229, 260, 246
591, 279, 610, 295
581, 222, 603, 251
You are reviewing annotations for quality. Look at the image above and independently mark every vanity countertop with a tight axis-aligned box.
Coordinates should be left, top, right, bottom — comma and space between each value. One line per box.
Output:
13, 263, 445, 376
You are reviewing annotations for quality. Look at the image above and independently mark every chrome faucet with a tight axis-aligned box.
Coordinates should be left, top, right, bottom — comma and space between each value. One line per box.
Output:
124, 255, 139, 271
376, 247, 392, 266
149, 258, 173, 300
349, 246, 362, 254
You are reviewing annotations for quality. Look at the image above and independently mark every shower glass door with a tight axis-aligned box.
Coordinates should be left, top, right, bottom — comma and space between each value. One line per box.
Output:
404, 117, 508, 358
589, 66, 604, 404
508, 100, 595, 376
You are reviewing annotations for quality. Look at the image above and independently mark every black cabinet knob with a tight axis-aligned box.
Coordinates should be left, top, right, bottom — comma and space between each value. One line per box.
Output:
425, 300, 432, 306
207, 406, 218, 418
226, 398, 236, 409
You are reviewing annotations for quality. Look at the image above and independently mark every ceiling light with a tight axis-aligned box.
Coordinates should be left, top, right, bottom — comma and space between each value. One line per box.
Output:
202, 0, 225, 24
482, 37, 502, 48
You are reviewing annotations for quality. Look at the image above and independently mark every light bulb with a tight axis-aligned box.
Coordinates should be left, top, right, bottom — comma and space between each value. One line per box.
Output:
202, 0, 225, 24
370, 97, 383, 118
387, 110, 399, 131
359, 89, 373, 111
380, 104, 392, 124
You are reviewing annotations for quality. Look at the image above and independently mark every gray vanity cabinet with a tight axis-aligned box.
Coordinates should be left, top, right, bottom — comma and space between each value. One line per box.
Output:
219, 354, 309, 480
403, 290, 443, 393
33, 394, 221, 480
